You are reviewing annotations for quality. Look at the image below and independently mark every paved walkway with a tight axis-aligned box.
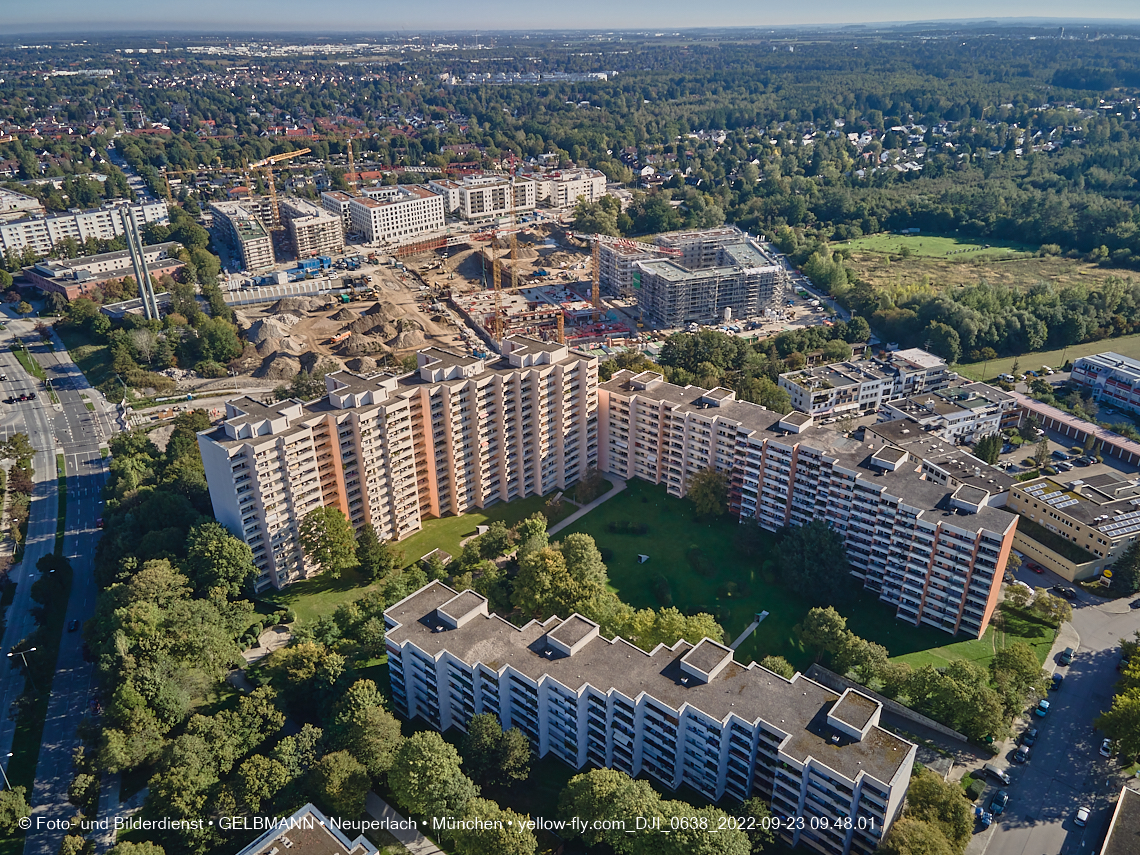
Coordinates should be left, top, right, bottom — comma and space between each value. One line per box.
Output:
548, 475, 627, 536
365, 792, 445, 855
729, 611, 768, 650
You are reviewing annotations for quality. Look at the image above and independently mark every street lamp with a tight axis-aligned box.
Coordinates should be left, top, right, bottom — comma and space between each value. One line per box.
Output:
7, 647, 37, 694
0, 753, 11, 790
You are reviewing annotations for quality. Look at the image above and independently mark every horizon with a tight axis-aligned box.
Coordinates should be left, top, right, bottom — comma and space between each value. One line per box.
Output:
2, 5, 1140, 36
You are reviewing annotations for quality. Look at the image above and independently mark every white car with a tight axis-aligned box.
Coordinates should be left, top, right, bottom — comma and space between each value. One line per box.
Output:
1075, 807, 1090, 827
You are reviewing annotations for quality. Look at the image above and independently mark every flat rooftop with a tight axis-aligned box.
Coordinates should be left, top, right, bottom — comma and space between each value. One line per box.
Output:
1103, 786, 1140, 855
387, 581, 914, 786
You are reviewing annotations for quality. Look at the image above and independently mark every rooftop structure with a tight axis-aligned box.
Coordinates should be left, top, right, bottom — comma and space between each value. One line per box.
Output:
882, 380, 1017, 442
385, 580, 915, 855
600, 370, 1017, 637
234, 804, 377, 855
779, 348, 949, 418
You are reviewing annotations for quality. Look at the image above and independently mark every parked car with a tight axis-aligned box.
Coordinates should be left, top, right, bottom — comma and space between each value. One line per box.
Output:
1058, 462, 1074, 471
1051, 585, 1078, 601
1075, 806, 1090, 827
1059, 647, 1075, 665
1035, 699, 1051, 717
1074, 457, 1092, 466
1014, 744, 1031, 763
1051, 673, 1064, 690
1021, 727, 1039, 746
1131, 600, 1140, 610
1101, 738, 1113, 757
1027, 562, 1046, 574
67, 619, 80, 632
990, 790, 1009, 816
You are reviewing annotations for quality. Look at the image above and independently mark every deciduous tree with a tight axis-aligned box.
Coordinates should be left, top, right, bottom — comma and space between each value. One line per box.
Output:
299, 506, 359, 578
309, 751, 370, 819
687, 467, 728, 518
389, 731, 479, 820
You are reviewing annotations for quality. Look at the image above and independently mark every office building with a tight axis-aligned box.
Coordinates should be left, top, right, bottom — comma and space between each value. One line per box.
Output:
1006, 472, 1140, 581
0, 200, 169, 257
209, 201, 275, 271
280, 198, 344, 258
532, 168, 608, 209
881, 380, 1016, 442
348, 186, 445, 246
633, 228, 787, 327
779, 349, 949, 418
385, 580, 916, 855
21, 241, 183, 301
598, 370, 1017, 637
234, 803, 378, 855
320, 190, 355, 234
1071, 352, 1140, 415
1101, 785, 1140, 855
198, 337, 598, 590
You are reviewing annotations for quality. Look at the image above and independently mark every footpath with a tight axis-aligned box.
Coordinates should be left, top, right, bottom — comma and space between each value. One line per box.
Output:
548, 475, 627, 536
365, 792, 445, 855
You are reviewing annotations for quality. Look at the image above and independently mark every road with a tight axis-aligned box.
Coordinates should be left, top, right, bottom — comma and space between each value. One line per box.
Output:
978, 564, 1139, 855
0, 318, 116, 855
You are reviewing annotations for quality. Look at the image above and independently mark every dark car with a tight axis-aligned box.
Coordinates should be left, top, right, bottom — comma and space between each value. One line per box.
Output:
1074, 457, 1092, 466
1051, 585, 1078, 601
990, 790, 1009, 816
67, 619, 80, 632
28, 392, 35, 399
1131, 600, 1140, 610
2, 398, 11, 404
1021, 727, 1039, 746
1014, 744, 1031, 763
1051, 673, 1065, 690
1059, 647, 1075, 665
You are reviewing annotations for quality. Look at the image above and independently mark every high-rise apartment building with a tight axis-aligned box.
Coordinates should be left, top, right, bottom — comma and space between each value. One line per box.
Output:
279, 198, 345, 258
208, 201, 275, 270
320, 190, 355, 234
385, 580, 916, 855
0, 200, 169, 257
348, 187, 445, 245
598, 370, 1016, 637
198, 337, 598, 590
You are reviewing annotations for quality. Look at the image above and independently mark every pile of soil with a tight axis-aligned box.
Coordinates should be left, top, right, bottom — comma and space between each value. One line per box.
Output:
390, 329, 426, 349
254, 353, 302, 380
346, 356, 379, 373
343, 336, 389, 357
330, 307, 360, 322
270, 296, 323, 314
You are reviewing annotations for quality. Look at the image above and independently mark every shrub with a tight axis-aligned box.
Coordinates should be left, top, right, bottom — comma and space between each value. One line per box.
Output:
653, 574, 672, 607
687, 546, 715, 578
964, 776, 986, 801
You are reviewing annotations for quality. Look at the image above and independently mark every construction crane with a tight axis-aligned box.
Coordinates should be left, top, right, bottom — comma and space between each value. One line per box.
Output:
346, 138, 359, 192
490, 233, 504, 344
250, 148, 312, 228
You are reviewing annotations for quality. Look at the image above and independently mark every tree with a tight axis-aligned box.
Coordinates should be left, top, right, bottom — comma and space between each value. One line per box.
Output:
904, 768, 973, 854
759, 655, 796, 679
795, 607, 849, 661
235, 755, 289, 813
879, 661, 914, 699
328, 680, 403, 777
777, 520, 852, 604
460, 713, 531, 787
687, 467, 728, 518
0, 786, 30, 833
1098, 689, 1140, 758
388, 731, 479, 820
878, 818, 956, 855
1113, 542, 1140, 595
309, 750, 371, 819
835, 634, 890, 684
299, 506, 359, 578
974, 434, 1001, 466
737, 797, 775, 853
107, 844, 166, 855
558, 768, 660, 854
656, 801, 752, 855
1034, 438, 1050, 469
451, 798, 538, 855
477, 521, 515, 559
16, 301, 32, 315
514, 513, 549, 559
990, 642, 1047, 703
1030, 589, 1072, 626
1004, 584, 1031, 609
924, 322, 961, 363
355, 525, 400, 581
575, 467, 607, 505
184, 521, 256, 597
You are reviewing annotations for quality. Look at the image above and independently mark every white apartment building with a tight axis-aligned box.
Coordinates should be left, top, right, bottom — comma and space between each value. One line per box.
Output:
208, 201, 274, 270
882, 381, 1016, 442
0, 188, 44, 219
426, 178, 462, 214
320, 190, 355, 234
385, 580, 916, 855
348, 186, 445, 245
1072, 352, 1140, 415
455, 175, 537, 221
279, 198, 344, 258
779, 348, 949, 418
532, 168, 608, 209
199, 337, 598, 590
0, 200, 169, 257
599, 370, 1017, 637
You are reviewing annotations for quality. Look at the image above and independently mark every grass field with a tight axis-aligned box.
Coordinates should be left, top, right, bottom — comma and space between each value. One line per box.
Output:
835, 234, 1136, 296
956, 332, 1140, 381
836, 233, 1034, 260
264, 491, 575, 625
55, 325, 114, 390
11, 340, 46, 382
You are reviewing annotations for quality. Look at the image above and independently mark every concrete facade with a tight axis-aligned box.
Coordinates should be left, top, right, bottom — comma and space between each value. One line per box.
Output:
348, 186, 445, 245
0, 200, 169, 257
280, 198, 345, 258
208, 201, 275, 270
20, 241, 182, 300
780, 349, 950, 418
1071, 352, 1140, 415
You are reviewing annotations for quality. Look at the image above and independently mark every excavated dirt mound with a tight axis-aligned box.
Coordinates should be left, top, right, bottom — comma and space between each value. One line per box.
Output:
343, 336, 389, 357
330, 307, 360, 322
246, 314, 303, 345
362, 301, 404, 321
270, 297, 323, 314
299, 351, 344, 373
254, 353, 302, 380
389, 329, 425, 349
346, 356, 379, 373
348, 314, 400, 338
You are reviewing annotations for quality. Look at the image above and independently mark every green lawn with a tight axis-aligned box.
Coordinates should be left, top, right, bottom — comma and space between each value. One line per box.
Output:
264, 491, 575, 625
835, 233, 1034, 259
11, 341, 46, 382
55, 325, 114, 389
956, 331, 1140, 381
893, 605, 1056, 672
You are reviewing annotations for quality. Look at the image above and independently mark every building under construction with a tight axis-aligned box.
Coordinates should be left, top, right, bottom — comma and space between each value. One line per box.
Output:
621, 227, 787, 328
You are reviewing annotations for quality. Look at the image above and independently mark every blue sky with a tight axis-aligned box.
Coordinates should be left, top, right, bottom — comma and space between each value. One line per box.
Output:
1, 1, 1137, 34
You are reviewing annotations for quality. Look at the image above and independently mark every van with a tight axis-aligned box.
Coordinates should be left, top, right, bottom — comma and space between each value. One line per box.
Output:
983, 763, 1011, 785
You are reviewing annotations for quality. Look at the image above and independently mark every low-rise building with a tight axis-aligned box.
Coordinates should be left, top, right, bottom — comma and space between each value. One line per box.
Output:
1071, 352, 1140, 415
280, 198, 344, 258
385, 580, 916, 855
198, 337, 598, 590
347, 186, 445, 246
779, 349, 949, 418
882, 381, 1016, 442
0, 200, 169, 257
209, 201, 274, 270
1007, 472, 1140, 581
234, 803, 378, 855
1101, 784, 1140, 855
21, 241, 182, 301
599, 370, 1017, 637
0, 188, 44, 220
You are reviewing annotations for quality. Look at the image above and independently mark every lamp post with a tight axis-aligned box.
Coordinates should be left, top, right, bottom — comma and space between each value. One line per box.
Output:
7, 647, 37, 694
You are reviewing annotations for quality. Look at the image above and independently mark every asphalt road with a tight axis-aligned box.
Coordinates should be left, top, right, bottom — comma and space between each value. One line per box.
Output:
0, 319, 117, 855
979, 565, 1139, 855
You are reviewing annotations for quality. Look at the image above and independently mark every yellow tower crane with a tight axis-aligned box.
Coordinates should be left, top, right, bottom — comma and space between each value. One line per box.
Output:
250, 148, 312, 228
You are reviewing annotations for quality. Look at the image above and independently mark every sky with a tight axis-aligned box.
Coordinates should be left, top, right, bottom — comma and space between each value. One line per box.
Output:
1, 0, 1138, 34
